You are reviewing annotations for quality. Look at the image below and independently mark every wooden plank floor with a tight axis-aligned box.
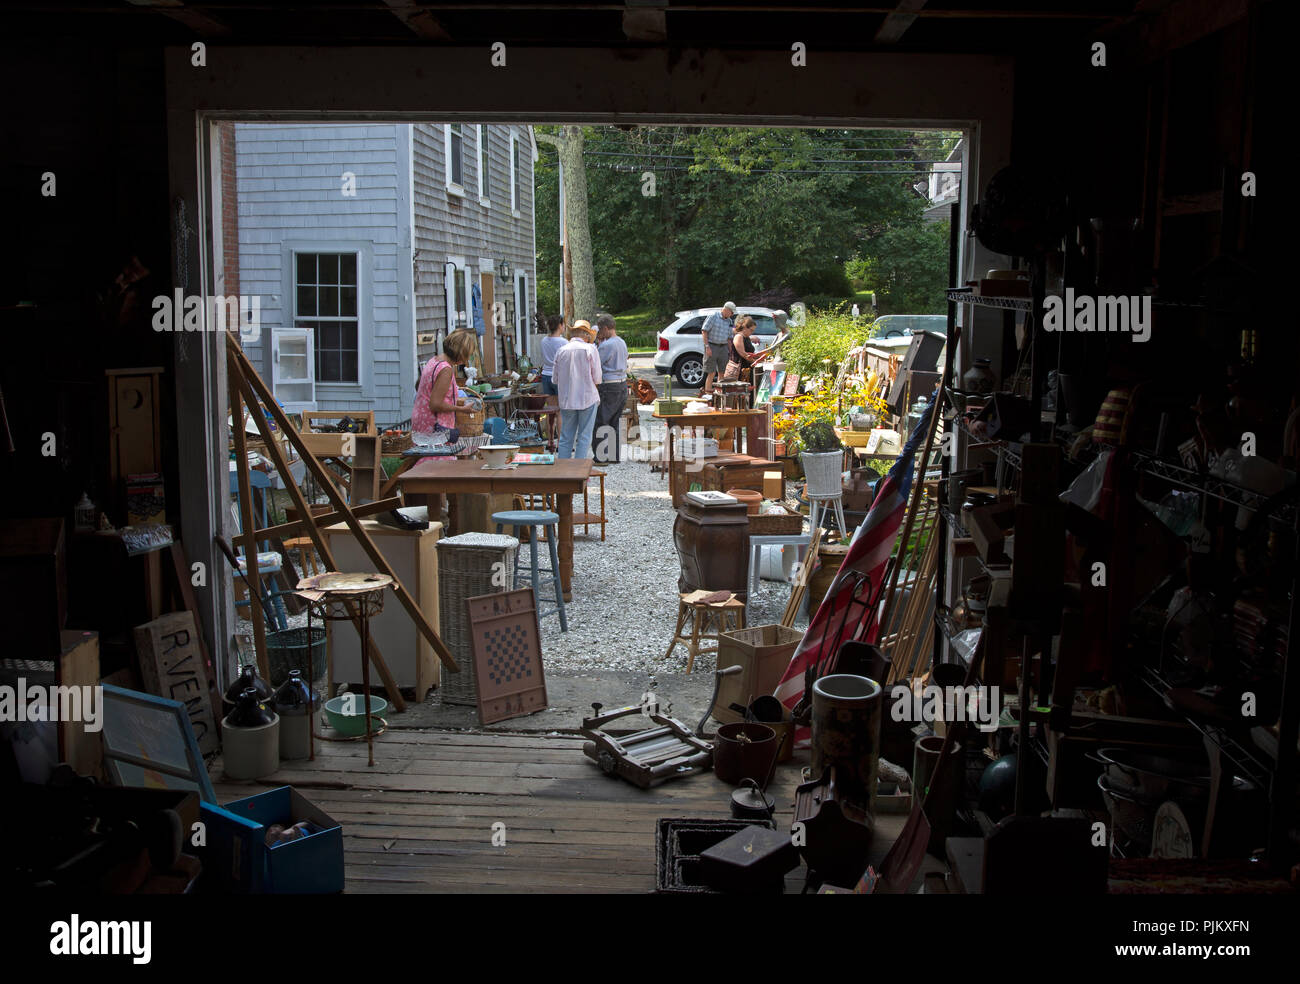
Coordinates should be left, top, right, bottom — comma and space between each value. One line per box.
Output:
213, 728, 914, 893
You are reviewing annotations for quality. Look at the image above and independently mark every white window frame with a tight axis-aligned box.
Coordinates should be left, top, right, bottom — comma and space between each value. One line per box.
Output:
476, 124, 490, 205
444, 257, 474, 335
289, 247, 365, 390
514, 268, 530, 351
444, 123, 465, 196
509, 129, 520, 216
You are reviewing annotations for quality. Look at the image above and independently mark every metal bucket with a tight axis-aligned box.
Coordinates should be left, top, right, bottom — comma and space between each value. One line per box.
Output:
811, 674, 882, 811
713, 722, 779, 786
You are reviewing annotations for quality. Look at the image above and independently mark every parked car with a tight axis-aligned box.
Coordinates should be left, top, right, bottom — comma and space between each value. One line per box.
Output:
654, 307, 783, 389
871, 314, 947, 338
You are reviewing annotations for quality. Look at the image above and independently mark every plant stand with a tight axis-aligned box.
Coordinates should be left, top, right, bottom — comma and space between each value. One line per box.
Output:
808, 494, 849, 538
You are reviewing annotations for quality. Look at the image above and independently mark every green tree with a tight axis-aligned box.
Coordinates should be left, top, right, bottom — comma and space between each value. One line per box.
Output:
532, 125, 956, 320
857, 220, 950, 313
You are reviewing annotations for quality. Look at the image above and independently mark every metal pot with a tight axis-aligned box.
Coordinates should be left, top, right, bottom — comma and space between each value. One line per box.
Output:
731, 778, 777, 820
1096, 748, 1226, 807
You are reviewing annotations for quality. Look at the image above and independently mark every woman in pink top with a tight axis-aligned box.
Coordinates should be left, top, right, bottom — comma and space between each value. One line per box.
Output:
412, 329, 478, 444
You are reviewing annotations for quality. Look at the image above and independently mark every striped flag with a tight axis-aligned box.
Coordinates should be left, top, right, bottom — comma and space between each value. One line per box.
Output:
774, 398, 935, 743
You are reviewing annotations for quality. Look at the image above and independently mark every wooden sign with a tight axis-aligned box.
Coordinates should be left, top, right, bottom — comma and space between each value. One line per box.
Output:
133, 611, 218, 757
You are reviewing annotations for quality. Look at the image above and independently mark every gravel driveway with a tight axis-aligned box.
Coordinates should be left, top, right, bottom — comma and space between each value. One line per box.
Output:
538, 454, 804, 674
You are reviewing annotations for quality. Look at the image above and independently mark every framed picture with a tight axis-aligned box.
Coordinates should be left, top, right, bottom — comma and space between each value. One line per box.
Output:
101, 684, 216, 803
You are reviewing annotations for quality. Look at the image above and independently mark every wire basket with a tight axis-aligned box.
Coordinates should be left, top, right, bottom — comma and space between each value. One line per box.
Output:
266, 627, 326, 686
435, 533, 519, 705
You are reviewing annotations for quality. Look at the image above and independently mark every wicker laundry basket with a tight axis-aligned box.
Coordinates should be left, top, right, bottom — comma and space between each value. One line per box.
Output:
435, 532, 519, 705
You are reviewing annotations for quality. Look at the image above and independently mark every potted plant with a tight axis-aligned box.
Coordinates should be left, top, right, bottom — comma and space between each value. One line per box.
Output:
797, 419, 845, 498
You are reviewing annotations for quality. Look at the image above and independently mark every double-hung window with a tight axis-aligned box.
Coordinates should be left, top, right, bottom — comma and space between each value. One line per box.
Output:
295, 252, 359, 384
445, 123, 464, 192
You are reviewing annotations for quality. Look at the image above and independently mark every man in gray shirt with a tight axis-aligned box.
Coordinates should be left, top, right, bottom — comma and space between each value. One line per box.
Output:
593, 312, 628, 463
701, 301, 736, 395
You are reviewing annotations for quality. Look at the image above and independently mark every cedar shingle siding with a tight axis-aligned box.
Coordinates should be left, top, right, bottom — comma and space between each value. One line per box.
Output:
411, 124, 536, 367
233, 122, 535, 424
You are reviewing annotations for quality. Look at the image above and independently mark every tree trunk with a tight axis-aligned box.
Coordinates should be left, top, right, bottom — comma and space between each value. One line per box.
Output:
538, 126, 597, 321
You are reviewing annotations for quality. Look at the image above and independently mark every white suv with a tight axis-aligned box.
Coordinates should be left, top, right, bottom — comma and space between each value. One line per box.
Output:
653, 307, 783, 389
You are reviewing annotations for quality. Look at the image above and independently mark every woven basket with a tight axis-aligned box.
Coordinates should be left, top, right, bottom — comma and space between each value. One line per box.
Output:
749, 507, 804, 535
435, 533, 519, 706
801, 450, 844, 497
458, 398, 485, 437
381, 431, 414, 454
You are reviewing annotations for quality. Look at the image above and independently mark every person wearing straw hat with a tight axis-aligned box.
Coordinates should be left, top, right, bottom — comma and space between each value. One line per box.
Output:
552, 320, 602, 459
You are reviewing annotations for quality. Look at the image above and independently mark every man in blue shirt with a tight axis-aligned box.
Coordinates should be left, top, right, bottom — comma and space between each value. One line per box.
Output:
593, 313, 628, 463
701, 301, 736, 395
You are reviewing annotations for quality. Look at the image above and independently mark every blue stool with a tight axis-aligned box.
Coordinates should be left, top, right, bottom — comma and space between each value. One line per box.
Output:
492, 509, 568, 631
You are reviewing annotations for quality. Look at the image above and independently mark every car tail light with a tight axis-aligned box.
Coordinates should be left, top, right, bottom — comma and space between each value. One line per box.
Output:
658, 336, 669, 351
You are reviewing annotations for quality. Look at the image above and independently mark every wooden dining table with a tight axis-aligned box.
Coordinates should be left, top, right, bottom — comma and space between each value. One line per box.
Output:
397, 457, 593, 601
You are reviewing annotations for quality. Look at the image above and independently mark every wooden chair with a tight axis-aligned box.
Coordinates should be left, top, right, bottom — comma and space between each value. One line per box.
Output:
228, 470, 291, 632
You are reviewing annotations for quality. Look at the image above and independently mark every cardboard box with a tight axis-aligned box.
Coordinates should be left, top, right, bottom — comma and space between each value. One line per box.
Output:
199, 786, 343, 893
762, 471, 784, 500
712, 624, 803, 724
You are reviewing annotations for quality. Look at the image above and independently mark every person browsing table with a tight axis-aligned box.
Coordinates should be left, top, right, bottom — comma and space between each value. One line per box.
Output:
700, 301, 737, 396
539, 314, 566, 397
552, 320, 602, 459
412, 328, 479, 444
593, 312, 628, 464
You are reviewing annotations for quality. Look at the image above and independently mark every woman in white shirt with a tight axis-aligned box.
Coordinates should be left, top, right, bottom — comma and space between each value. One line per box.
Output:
551, 321, 602, 459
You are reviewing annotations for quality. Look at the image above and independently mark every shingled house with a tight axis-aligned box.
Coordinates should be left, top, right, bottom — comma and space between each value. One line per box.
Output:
231, 122, 538, 422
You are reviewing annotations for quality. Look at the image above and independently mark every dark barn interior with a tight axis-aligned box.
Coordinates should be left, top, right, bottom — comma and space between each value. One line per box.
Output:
0, 0, 1295, 945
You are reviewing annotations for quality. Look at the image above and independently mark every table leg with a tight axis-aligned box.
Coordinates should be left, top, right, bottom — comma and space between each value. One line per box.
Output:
361, 610, 374, 768
558, 493, 574, 602
668, 425, 677, 503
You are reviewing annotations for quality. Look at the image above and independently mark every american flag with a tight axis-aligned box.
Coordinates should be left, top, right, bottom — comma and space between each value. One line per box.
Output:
774, 398, 936, 742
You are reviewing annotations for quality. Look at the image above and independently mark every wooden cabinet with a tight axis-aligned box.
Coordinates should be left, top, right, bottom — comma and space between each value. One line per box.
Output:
323, 519, 442, 701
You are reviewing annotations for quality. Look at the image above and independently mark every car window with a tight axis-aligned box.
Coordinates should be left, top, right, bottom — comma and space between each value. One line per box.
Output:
678, 316, 705, 335
751, 315, 776, 335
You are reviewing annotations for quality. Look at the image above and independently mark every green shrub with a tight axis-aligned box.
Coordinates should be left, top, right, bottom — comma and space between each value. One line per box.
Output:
797, 419, 844, 454
780, 306, 875, 380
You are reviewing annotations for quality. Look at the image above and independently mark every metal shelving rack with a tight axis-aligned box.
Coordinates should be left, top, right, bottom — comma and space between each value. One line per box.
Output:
1131, 451, 1300, 864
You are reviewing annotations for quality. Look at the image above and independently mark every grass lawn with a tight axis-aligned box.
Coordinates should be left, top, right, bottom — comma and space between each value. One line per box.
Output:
611, 305, 669, 352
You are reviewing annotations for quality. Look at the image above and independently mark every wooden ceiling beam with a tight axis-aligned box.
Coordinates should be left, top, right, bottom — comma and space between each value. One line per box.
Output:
623, 2, 668, 43
125, 0, 232, 37
874, 0, 930, 44
381, 0, 454, 41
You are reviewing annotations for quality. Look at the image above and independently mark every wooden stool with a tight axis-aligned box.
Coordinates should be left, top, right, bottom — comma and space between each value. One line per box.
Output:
574, 469, 607, 541
664, 589, 746, 674
284, 536, 321, 576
